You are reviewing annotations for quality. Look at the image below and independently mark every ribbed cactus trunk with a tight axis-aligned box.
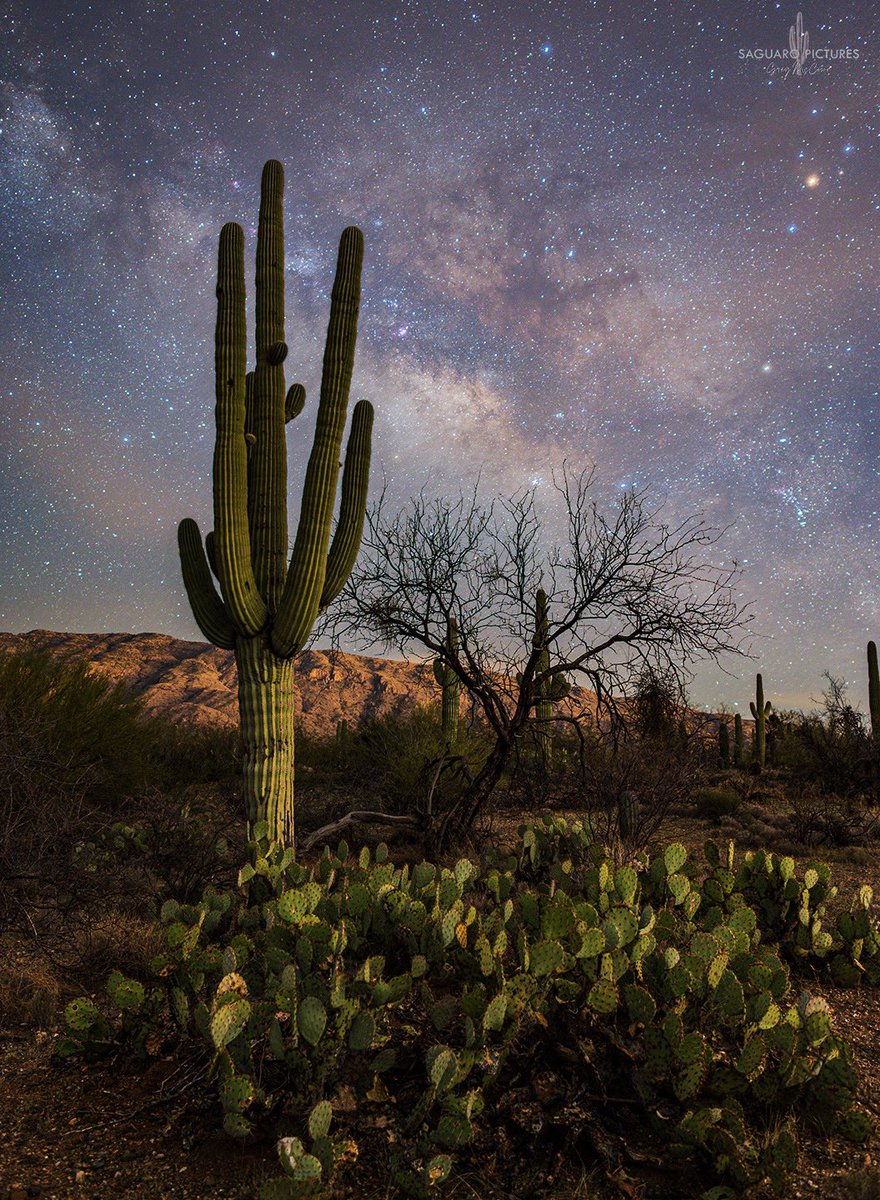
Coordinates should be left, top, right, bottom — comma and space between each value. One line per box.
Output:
535, 597, 552, 763
530, 588, 568, 765
237, 635, 296, 845
734, 712, 744, 768
177, 161, 373, 852
618, 790, 637, 841
750, 673, 771, 772
433, 617, 460, 746
869, 641, 880, 743
718, 720, 730, 768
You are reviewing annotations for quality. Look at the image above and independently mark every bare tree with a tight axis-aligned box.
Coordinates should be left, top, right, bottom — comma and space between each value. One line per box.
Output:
324, 467, 751, 850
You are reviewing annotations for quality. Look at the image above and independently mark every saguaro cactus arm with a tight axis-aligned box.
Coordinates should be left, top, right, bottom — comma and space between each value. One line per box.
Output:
320, 399, 375, 610
212, 221, 267, 635
177, 519, 237, 649
205, 529, 219, 578
249, 160, 288, 610
272, 226, 365, 657
285, 383, 306, 423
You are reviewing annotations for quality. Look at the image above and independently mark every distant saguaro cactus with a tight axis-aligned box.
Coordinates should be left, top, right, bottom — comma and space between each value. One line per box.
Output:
433, 617, 460, 746
530, 588, 569, 764
869, 641, 880, 743
618, 790, 638, 841
718, 720, 730, 768
750, 673, 772, 772
734, 712, 744, 768
177, 161, 373, 849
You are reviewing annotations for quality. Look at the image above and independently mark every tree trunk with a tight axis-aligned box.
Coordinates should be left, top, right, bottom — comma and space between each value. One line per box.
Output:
235, 634, 296, 846
438, 736, 512, 851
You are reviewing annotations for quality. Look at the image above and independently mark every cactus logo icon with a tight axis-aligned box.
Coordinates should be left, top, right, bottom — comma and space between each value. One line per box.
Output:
738, 10, 861, 78
789, 12, 809, 75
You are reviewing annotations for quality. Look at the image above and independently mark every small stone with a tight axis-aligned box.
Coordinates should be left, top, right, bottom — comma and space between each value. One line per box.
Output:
75, 1170, 86, 1185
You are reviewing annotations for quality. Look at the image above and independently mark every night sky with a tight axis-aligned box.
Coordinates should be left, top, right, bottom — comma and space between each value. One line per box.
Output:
1, 1, 876, 712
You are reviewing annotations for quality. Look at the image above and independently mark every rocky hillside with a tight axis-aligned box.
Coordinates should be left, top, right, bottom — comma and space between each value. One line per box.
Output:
0, 630, 442, 739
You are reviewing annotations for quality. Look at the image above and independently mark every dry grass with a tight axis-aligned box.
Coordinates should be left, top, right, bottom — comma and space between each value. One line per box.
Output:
0, 961, 60, 1028
66, 909, 166, 983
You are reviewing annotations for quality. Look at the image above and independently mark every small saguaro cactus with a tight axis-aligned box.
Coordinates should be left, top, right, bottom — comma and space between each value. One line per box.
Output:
750, 673, 772, 772
618, 790, 638, 841
734, 712, 744, 768
868, 641, 880, 743
718, 720, 730, 768
433, 616, 460, 746
177, 161, 373, 850
766, 711, 785, 767
531, 588, 569, 763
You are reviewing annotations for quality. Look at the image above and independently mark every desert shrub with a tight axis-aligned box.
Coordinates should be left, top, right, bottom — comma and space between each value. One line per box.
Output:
146, 719, 241, 788
783, 785, 879, 849
0, 648, 243, 933
693, 785, 742, 821
74, 786, 240, 906
780, 677, 874, 800
298, 707, 494, 819
339, 705, 447, 810
69, 910, 166, 982
0, 647, 154, 805
60, 823, 877, 1198
839, 1165, 880, 1200
578, 730, 703, 847
627, 665, 687, 742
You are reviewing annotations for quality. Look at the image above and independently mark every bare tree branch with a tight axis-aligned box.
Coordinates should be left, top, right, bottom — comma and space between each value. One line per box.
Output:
319, 465, 752, 848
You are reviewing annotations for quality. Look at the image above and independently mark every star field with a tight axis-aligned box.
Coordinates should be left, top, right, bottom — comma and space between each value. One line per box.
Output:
0, 1, 877, 710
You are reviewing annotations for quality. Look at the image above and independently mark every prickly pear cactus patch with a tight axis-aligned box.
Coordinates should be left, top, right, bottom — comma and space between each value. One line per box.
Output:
59, 820, 877, 1198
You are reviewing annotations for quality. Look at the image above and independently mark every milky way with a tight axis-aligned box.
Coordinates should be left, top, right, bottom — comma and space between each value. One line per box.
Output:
1, 1, 876, 711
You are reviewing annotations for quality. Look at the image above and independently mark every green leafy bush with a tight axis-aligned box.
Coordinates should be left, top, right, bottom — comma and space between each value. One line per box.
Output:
60, 821, 876, 1197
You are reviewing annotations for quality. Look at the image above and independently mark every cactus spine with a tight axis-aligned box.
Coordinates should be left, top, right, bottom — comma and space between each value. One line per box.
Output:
749, 673, 772, 771
718, 720, 730, 768
178, 161, 373, 849
868, 641, 880, 742
734, 712, 744, 768
433, 617, 460, 745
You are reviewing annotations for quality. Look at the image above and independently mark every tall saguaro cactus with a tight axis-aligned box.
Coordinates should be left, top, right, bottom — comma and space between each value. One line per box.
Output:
750, 673, 772, 772
868, 641, 880, 743
433, 617, 460, 746
178, 161, 373, 849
